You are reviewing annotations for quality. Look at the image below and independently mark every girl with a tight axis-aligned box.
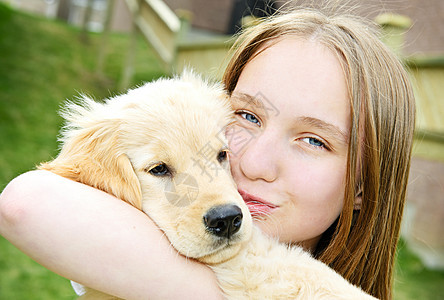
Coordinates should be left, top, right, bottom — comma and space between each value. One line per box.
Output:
0, 7, 415, 300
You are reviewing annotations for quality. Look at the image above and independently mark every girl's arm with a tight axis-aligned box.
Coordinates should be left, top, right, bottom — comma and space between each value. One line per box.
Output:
0, 170, 223, 299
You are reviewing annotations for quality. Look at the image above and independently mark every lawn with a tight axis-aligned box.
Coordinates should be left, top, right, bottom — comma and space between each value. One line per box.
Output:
0, 3, 443, 299
0, 3, 165, 190
0, 3, 164, 299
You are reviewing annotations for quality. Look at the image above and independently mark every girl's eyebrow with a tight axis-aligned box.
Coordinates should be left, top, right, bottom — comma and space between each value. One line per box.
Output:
230, 92, 265, 110
297, 116, 349, 145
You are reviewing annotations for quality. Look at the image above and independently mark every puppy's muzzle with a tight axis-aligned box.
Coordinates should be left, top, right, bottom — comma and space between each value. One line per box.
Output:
203, 204, 243, 239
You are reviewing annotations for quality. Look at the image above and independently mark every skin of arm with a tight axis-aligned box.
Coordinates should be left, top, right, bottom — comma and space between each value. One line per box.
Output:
0, 170, 223, 300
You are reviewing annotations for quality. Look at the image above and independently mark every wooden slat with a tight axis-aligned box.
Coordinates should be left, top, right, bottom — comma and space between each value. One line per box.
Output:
410, 68, 444, 133
126, 0, 180, 65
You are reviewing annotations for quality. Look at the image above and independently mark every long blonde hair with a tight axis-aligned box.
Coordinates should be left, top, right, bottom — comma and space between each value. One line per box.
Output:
223, 8, 415, 300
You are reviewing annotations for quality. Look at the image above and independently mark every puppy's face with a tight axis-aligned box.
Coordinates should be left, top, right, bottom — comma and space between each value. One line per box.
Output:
116, 74, 252, 264
43, 72, 252, 264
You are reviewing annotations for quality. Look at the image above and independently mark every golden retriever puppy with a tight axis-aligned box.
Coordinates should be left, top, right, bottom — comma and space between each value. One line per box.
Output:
39, 71, 376, 299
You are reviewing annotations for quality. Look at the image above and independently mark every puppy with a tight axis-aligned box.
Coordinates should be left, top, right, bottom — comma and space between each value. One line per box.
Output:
39, 71, 376, 299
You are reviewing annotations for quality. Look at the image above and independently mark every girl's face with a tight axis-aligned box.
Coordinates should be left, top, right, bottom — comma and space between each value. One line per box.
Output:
228, 37, 350, 251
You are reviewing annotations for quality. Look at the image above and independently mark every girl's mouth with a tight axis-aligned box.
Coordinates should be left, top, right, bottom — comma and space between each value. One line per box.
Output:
238, 189, 277, 219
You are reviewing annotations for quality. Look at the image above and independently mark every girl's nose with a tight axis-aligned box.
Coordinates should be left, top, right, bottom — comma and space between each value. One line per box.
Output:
238, 131, 279, 182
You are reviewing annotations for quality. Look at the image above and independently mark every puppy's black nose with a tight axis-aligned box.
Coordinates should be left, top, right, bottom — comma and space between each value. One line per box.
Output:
203, 204, 243, 239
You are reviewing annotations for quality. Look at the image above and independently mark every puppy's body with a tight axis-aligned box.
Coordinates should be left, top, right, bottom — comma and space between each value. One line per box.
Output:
213, 227, 374, 299
40, 72, 376, 299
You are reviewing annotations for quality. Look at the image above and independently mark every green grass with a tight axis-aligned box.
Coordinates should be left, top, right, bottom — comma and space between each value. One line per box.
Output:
0, 3, 165, 299
0, 3, 165, 190
394, 240, 444, 300
0, 3, 443, 299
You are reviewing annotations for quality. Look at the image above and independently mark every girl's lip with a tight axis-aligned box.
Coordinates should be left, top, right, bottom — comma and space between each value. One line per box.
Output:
238, 189, 277, 218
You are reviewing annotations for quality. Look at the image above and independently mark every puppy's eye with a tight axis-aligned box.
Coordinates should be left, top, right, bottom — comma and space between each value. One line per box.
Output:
217, 149, 229, 163
147, 163, 170, 176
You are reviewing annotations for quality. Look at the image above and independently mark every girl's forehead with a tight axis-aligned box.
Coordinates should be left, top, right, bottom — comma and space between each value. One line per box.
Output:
234, 37, 351, 132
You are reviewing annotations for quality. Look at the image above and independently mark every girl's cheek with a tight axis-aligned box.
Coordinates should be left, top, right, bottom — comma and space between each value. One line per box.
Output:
290, 161, 344, 204
226, 125, 256, 157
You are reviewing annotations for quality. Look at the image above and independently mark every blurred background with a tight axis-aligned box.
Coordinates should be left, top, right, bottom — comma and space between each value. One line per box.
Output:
0, 0, 443, 299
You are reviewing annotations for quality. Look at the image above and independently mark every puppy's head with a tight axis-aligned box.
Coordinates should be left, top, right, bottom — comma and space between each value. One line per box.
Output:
40, 71, 252, 264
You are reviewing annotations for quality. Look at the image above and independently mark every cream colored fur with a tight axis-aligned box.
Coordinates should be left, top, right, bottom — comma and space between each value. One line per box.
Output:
39, 71, 376, 299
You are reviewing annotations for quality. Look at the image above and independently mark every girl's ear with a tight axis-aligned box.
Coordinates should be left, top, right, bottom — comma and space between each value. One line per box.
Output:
354, 189, 362, 211
39, 119, 143, 210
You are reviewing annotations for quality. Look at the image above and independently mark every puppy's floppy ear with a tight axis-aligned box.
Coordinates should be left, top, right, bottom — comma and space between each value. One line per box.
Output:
39, 97, 142, 210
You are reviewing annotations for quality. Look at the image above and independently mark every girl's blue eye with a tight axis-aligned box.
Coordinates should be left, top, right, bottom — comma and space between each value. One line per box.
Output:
240, 112, 260, 125
302, 137, 325, 148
